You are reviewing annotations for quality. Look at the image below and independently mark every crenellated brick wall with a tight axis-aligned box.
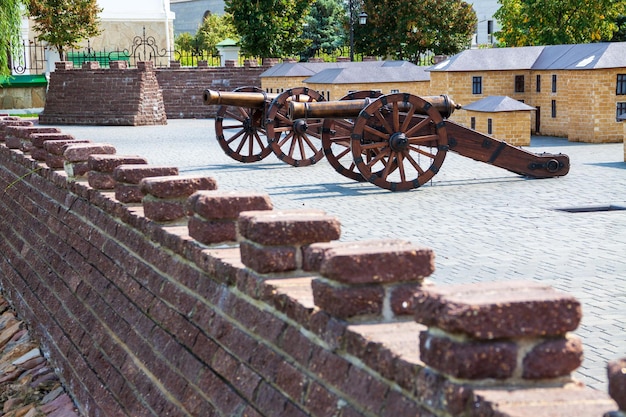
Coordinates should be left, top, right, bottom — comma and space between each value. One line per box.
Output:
0, 115, 621, 417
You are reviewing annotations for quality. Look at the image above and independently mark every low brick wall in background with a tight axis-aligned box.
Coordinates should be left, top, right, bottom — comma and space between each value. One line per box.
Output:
0, 115, 622, 417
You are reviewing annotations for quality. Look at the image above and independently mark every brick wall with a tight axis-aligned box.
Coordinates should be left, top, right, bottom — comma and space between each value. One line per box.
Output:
156, 60, 270, 119
0, 115, 621, 417
39, 61, 167, 126
467, 110, 532, 146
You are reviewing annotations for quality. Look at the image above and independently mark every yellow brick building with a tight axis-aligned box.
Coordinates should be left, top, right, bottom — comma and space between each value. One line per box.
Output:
463, 96, 535, 146
429, 43, 626, 144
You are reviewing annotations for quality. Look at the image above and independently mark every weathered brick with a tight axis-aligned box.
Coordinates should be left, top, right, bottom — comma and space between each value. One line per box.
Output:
522, 335, 583, 379
311, 278, 384, 319
414, 280, 581, 339
64, 144, 116, 162
238, 209, 341, 246
389, 282, 424, 316
30, 133, 75, 148
608, 358, 626, 410
302, 239, 410, 272
188, 216, 237, 244
187, 190, 273, 220
239, 241, 297, 273
419, 330, 517, 380
318, 242, 434, 284
87, 171, 116, 190
114, 184, 143, 203
64, 161, 90, 177
44, 139, 92, 156
88, 154, 148, 173
142, 199, 187, 222
114, 165, 179, 184
141, 175, 218, 199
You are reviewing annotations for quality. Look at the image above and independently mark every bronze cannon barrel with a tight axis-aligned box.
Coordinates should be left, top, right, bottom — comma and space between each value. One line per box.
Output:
203, 89, 279, 107
288, 94, 461, 120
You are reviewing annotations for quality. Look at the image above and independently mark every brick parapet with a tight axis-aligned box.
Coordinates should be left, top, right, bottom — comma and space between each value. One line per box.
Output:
0, 123, 617, 417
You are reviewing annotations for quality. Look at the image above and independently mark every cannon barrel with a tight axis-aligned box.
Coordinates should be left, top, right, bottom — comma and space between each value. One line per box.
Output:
203, 89, 279, 107
288, 94, 460, 120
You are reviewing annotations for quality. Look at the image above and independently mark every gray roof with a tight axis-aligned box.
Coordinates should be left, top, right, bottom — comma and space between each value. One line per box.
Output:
463, 96, 536, 112
430, 42, 626, 72
260, 60, 430, 83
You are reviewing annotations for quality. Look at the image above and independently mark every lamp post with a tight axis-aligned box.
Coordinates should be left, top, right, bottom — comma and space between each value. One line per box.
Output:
349, 0, 367, 61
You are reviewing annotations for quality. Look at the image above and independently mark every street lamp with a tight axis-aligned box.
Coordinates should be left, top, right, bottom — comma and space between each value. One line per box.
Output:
349, 0, 367, 61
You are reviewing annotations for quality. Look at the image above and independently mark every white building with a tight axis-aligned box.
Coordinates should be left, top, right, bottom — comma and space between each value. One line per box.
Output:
470, 0, 501, 46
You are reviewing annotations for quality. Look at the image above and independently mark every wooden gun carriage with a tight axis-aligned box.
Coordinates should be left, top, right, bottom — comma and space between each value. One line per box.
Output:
203, 86, 570, 191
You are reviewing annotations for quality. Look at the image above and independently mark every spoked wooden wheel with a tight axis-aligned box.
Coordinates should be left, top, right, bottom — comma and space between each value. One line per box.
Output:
351, 93, 448, 191
215, 86, 272, 163
322, 91, 382, 182
265, 87, 325, 167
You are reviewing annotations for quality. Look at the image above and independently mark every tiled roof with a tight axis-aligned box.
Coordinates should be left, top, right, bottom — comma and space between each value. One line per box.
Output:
463, 96, 536, 112
260, 60, 430, 82
430, 42, 626, 72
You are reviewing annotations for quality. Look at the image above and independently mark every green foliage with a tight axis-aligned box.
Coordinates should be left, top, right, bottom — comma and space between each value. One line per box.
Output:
299, 0, 345, 60
494, 0, 626, 46
27, 0, 102, 60
195, 12, 238, 55
354, 0, 476, 63
610, 15, 626, 41
225, 0, 310, 57
0, 0, 25, 76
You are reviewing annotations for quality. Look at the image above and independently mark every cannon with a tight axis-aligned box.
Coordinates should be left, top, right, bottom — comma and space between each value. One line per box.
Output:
204, 87, 570, 191
203, 86, 326, 166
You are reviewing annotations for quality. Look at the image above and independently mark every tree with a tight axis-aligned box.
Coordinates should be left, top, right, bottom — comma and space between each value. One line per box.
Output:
354, 0, 476, 63
610, 15, 626, 42
195, 12, 239, 56
0, 0, 24, 76
299, 0, 345, 60
27, 0, 102, 60
494, 0, 626, 46
225, 0, 310, 58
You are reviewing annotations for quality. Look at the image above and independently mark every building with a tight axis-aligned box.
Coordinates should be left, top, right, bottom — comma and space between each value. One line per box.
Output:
260, 60, 431, 100
170, 0, 225, 36
429, 42, 626, 143
470, 0, 501, 46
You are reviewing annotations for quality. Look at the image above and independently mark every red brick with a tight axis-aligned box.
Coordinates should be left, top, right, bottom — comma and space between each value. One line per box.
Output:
65, 161, 90, 177
389, 282, 424, 316
522, 335, 583, 379
187, 190, 273, 220
238, 209, 341, 245
87, 171, 116, 190
188, 216, 237, 244
608, 358, 626, 410
319, 242, 434, 284
64, 144, 116, 162
419, 330, 517, 380
114, 184, 143, 203
311, 278, 384, 319
114, 165, 179, 184
88, 154, 148, 172
30, 133, 75, 148
141, 175, 218, 199
303, 239, 410, 271
414, 281, 581, 339
239, 241, 297, 273
44, 139, 92, 155
142, 199, 187, 222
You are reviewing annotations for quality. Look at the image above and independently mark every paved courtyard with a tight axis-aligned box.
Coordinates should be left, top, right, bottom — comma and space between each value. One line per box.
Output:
56, 119, 626, 392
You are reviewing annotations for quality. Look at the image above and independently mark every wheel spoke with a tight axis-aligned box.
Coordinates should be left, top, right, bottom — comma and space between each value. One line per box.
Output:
366, 148, 390, 168
405, 116, 432, 137
380, 151, 396, 180
235, 133, 250, 154
392, 102, 400, 132
406, 152, 427, 175
360, 141, 388, 151
408, 134, 440, 145
408, 145, 437, 159
224, 109, 246, 122
374, 110, 394, 134
397, 153, 407, 182
400, 105, 417, 132
225, 129, 245, 145
363, 124, 390, 141
278, 131, 295, 147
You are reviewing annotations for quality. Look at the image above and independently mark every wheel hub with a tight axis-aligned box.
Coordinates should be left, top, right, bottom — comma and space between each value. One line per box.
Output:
293, 119, 308, 134
389, 132, 409, 152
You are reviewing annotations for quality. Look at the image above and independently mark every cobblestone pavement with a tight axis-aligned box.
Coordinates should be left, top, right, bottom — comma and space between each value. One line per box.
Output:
56, 119, 626, 393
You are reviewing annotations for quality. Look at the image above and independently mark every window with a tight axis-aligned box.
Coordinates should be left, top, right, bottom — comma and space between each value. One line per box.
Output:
390, 89, 400, 94
617, 102, 626, 121
487, 118, 493, 134
551, 100, 557, 118
552, 75, 557, 93
617, 74, 626, 95
471, 117, 476, 129
536, 75, 541, 92
472, 76, 482, 94
515, 75, 525, 93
